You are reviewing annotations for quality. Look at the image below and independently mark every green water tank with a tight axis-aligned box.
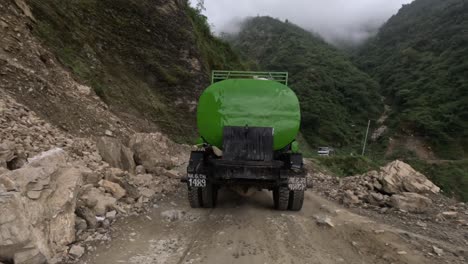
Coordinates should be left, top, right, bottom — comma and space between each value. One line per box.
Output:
197, 79, 301, 151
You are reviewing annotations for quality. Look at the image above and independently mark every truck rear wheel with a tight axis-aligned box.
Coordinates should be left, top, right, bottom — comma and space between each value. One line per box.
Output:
273, 187, 289, 210
201, 184, 218, 208
288, 190, 304, 211
188, 187, 202, 208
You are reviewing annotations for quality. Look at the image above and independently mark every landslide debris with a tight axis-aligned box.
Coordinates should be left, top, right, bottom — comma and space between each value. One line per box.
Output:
309, 159, 468, 260
0, 93, 190, 263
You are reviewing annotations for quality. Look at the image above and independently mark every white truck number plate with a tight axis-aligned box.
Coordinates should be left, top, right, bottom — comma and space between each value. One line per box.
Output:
188, 173, 206, 187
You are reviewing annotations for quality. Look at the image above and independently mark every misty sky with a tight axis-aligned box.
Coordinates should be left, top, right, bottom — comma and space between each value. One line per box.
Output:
193, 0, 414, 45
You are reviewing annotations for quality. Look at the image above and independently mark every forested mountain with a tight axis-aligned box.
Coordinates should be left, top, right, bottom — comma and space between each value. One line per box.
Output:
228, 17, 382, 150
357, 0, 468, 158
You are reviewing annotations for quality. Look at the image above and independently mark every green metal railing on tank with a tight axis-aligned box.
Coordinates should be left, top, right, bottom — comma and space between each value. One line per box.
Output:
211, 71, 289, 86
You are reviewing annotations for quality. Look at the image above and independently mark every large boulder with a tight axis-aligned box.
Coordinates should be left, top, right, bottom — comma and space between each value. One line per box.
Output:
79, 186, 117, 216
389, 192, 432, 213
99, 179, 126, 200
129, 133, 189, 173
96, 137, 136, 173
0, 149, 83, 263
379, 160, 440, 194
0, 141, 15, 169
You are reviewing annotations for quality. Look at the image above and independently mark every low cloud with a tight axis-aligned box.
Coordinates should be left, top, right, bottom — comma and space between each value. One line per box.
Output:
194, 0, 414, 45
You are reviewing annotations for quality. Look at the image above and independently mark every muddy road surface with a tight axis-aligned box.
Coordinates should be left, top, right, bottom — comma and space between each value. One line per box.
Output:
80, 188, 449, 264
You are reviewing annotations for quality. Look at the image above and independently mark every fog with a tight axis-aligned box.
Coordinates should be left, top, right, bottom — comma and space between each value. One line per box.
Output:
193, 0, 414, 45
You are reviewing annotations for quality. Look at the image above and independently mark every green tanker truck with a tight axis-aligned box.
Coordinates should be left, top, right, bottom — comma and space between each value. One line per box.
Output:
184, 71, 307, 211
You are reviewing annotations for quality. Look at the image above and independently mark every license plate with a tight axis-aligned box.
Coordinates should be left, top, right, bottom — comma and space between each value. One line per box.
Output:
188, 173, 206, 187
288, 177, 306, 191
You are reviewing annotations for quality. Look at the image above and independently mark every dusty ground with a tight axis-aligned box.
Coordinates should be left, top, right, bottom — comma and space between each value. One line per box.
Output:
77, 186, 465, 264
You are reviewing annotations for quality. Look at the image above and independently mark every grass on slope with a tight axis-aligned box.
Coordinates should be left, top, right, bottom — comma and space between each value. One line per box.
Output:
29, 0, 244, 142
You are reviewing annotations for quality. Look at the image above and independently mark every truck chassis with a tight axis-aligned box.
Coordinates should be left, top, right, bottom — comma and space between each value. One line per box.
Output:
184, 126, 307, 211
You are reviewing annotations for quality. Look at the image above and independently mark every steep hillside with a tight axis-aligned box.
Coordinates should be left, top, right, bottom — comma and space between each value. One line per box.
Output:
228, 17, 382, 150
26, 0, 244, 142
357, 0, 468, 159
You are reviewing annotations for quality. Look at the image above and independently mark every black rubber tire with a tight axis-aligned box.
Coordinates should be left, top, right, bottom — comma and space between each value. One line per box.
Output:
201, 184, 216, 208
188, 187, 202, 208
288, 190, 305, 211
274, 186, 289, 211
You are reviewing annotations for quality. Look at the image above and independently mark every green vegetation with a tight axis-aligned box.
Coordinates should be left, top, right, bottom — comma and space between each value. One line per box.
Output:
227, 17, 383, 150
186, 6, 246, 71
29, 0, 244, 142
408, 160, 468, 202
357, 0, 468, 159
313, 156, 379, 177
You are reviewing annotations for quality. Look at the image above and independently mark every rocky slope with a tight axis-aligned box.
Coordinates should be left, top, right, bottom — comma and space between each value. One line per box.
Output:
0, 88, 190, 263
307, 159, 468, 261
24, 0, 244, 142
0, 1, 192, 263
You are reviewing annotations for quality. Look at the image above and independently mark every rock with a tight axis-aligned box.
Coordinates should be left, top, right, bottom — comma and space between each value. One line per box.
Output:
389, 192, 432, 213
76, 206, 98, 229
80, 187, 117, 216
441, 211, 458, 218
343, 190, 360, 205
82, 169, 101, 185
69, 244, 85, 258
99, 180, 126, 200
315, 215, 335, 227
13, 248, 47, 264
164, 169, 181, 179
13, 0, 36, 21
27, 190, 42, 200
0, 174, 16, 191
75, 216, 88, 233
161, 210, 185, 222
96, 137, 135, 173
27, 148, 67, 168
116, 179, 140, 200
379, 160, 440, 194
0, 141, 15, 168
0, 20, 8, 29
416, 221, 427, 228
132, 174, 153, 187
139, 187, 156, 198
370, 192, 384, 201
397, 251, 407, 255
305, 173, 314, 188
135, 165, 146, 175
432, 246, 443, 256
129, 133, 188, 173
76, 84, 92, 95
106, 210, 117, 221
105, 130, 113, 136
101, 219, 111, 229
366, 192, 386, 206
0, 154, 83, 263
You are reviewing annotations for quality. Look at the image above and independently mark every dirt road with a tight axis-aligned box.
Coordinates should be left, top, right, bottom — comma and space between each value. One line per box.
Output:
80, 188, 447, 264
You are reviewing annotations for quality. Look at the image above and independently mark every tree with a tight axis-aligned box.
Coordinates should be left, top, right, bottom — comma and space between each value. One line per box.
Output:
196, 0, 206, 12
